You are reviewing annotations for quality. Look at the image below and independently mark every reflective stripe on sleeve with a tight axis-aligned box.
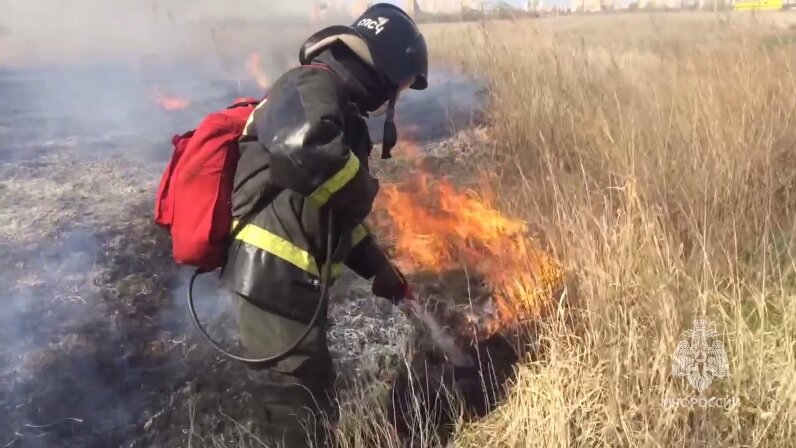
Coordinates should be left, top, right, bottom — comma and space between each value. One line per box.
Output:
309, 152, 361, 207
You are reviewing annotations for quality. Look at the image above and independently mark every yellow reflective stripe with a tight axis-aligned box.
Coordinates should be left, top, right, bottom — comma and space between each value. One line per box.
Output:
309, 152, 360, 206
234, 222, 321, 275
232, 220, 344, 278
352, 224, 369, 247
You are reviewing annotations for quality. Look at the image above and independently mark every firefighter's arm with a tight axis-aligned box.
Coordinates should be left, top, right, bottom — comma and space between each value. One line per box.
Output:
258, 69, 378, 223
347, 224, 411, 303
345, 224, 391, 280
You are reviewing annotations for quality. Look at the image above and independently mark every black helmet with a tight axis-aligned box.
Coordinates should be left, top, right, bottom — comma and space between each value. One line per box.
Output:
299, 3, 428, 91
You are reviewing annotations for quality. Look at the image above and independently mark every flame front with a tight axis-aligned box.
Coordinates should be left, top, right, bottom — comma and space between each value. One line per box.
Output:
247, 53, 270, 89
150, 88, 190, 111
375, 164, 563, 332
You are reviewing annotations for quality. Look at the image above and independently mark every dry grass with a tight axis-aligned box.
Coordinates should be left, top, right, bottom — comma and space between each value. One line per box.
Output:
335, 12, 796, 448
436, 13, 796, 448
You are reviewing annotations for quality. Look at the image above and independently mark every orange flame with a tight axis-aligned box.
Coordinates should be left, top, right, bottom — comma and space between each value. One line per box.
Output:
375, 163, 563, 331
247, 52, 270, 89
150, 88, 190, 111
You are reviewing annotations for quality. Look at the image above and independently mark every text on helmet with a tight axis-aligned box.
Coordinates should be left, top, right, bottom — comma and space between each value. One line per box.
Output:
357, 17, 389, 36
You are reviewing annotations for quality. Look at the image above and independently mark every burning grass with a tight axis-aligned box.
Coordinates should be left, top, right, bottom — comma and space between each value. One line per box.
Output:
246, 52, 271, 90
335, 12, 796, 448
3, 10, 796, 448
150, 87, 191, 111
373, 169, 564, 338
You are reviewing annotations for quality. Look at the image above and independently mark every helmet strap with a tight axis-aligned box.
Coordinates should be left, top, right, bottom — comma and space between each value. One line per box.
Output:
380, 92, 398, 159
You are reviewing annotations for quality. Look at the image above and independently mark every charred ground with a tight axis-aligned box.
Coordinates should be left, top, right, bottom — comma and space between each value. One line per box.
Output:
0, 62, 518, 448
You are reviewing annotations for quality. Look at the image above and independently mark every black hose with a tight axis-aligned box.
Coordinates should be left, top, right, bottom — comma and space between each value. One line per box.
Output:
187, 213, 336, 365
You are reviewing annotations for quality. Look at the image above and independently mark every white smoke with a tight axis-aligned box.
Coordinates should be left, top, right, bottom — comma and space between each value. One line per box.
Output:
407, 299, 474, 367
0, 0, 335, 67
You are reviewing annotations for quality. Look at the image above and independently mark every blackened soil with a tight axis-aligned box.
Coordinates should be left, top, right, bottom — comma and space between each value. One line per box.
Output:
389, 331, 522, 448
0, 197, 287, 448
0, 63, 495, 448
0, 197, 525, 448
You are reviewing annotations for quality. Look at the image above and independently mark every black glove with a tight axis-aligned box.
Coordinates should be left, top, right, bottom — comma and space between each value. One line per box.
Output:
372, 263, 409, 304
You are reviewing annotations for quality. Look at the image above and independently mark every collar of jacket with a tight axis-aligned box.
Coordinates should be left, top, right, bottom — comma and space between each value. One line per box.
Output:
311, 44, 391, 115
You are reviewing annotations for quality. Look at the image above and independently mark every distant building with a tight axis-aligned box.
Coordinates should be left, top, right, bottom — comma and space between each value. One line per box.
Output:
571, 0, 603, 11
413, 0, 461, 14
734, 0, 783, 9
404, 0, 484, 15
463, 0, 484, 11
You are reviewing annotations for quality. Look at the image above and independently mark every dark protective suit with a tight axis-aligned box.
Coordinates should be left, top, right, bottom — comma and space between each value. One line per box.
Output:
220, 43, 394, 447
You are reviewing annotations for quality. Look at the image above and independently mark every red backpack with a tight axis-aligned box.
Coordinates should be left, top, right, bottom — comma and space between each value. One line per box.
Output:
154, 97, 261, 272
155, 64, 332, 273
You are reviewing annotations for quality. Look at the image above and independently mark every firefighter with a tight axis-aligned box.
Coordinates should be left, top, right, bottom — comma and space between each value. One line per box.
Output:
219, 3, 428, 447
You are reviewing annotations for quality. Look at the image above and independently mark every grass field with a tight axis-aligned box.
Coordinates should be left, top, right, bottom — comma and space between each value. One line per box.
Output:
334, 12, 796, 448
4, 8, 795, 448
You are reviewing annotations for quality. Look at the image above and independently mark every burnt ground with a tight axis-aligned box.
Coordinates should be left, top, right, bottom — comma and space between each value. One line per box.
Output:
0, 62, 529, 448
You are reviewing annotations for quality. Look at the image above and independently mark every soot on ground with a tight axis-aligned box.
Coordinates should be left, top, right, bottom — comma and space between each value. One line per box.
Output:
385, 268, 537, 447
389, 324, 524, 447
0, 62, 490, 447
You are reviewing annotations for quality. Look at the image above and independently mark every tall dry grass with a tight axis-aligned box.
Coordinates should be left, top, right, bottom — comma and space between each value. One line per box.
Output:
329, 13, 796, 448
420, 12, 796, 448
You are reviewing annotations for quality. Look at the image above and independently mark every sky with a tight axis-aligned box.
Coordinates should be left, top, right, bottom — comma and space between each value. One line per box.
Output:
378, 0, 567, 11
388, 0, 531, 8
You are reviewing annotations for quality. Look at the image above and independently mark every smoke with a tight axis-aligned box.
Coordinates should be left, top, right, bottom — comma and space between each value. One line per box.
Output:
0, 0, 347, 165
0, 0, 484, 165
168, 268, 241, 346
367, 67, 486, 145
0, 1, 490, 443
0, 0, 321, 65
0, 230, 123, 447
406, 299, 474, 367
